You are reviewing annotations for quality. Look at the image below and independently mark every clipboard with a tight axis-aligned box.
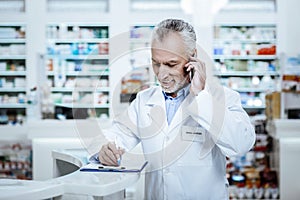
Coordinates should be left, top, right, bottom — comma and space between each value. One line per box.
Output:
80, 161, 148, 173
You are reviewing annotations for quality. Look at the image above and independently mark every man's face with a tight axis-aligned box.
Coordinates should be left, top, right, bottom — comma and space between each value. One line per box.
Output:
151, 32, 190, 94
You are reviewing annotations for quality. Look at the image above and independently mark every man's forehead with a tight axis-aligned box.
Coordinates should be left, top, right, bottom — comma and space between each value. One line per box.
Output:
152, 47, 179, 54
152, 56, 180, 63
151, 47, 187, 61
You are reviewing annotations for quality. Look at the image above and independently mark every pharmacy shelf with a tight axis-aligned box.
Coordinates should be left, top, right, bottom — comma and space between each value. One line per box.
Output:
213, 39, 276, 44
234, 88, 273, 93
213, 55, 277, 60
0, 39, 26, 43
0, 55, 26, 60
45, 55, 109, 60
46, 71, 109, 76
51, 87, 109, 92
45, 24, 110, 119
48, 38, 109, 43
0, 88, 26, 92
0, 24, 27, 127
123, 25, 155, 102
242, 105, 266, 109
0, 104, 27, 108
0, 71, 26, 76
213, 24, 279, 119
54, 103, 109, 108
214, 71, 280, 76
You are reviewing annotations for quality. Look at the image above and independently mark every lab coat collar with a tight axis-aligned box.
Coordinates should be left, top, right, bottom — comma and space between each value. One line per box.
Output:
167, 93, 192, 131
145, 86, 169, 134
146, 85, 191, 105
145, 86, 165, 106
145, 86, 191, 132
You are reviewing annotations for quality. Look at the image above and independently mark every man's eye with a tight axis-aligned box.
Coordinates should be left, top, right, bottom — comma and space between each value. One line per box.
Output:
153, 63, 160, 67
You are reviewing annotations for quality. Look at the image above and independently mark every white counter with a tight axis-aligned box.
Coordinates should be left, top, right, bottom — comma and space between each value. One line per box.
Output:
0, 179, 64, 200
26, 119, 145, 199
267, 119, 300, 200
27, 119, 111, 180
51, 148, 141, 199
0, 148, 142, 200
268, 119, 300, 138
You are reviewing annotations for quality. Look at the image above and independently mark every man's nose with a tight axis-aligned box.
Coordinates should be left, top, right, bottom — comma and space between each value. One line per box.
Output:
158, 65, 169, 80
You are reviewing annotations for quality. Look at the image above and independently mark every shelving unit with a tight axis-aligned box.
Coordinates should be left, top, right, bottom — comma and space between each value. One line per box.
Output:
44, 23, 110, 119
0, 0, 25, 13
0, 0, 288, 197
213, 24, 280, 199
0, 24, 27, 125
213, 24, 280, 114
279, 55, 300, 119
0, 140, 32, 180
47, 0, 108, 13
120, 25, 154, 103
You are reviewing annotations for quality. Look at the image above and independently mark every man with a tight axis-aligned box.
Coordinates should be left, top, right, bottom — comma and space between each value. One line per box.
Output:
94, 19, 255, 199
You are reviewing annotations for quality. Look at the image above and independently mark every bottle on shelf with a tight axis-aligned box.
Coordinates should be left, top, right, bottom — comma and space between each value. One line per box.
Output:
44, 24, 110, 119
0, 24, 27, 125
213, 24, 279, 115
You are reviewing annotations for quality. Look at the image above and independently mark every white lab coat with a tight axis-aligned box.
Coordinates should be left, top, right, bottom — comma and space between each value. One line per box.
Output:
101, 85, 255, 200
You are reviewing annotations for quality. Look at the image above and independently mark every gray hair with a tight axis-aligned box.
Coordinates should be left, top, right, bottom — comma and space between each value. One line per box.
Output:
151, 19, 196, 57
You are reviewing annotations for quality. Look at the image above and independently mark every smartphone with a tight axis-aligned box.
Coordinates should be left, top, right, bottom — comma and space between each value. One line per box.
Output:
184, 66, 194, 82
189, 68, 194, 81
185, 55, 195, 81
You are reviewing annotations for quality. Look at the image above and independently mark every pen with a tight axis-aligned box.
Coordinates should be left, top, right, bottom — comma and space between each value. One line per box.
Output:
114, 137, 122, 166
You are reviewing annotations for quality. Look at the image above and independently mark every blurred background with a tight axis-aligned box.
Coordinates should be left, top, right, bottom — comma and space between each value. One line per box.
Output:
0, 0, 300, 199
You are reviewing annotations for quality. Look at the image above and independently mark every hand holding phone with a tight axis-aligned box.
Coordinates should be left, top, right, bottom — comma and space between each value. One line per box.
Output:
184, 56, 195, 82
184, 55, 206, 95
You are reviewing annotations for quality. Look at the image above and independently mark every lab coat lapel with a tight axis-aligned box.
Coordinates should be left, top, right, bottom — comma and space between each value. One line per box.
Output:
145, 87, 168, 131
167, 94, 192, 132
144, 87, 192, 134
145, 87, 165, 107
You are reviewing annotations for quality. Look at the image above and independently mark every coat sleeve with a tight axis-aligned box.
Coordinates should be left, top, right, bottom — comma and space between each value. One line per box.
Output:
87, 97, 142, 160
187, 85, 256, 157
104, 98, 142, 152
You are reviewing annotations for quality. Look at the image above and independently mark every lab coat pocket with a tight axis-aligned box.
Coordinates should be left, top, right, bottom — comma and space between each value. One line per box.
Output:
180, 125, 213, 166
163, 170, 185, 199
175, 160, 213, 199
178, 151, 213, 167
176, 140, 213, 167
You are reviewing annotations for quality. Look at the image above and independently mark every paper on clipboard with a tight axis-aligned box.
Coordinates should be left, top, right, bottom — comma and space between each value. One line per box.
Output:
80, 161, 148, 173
